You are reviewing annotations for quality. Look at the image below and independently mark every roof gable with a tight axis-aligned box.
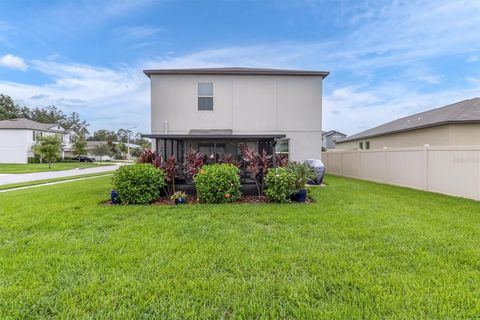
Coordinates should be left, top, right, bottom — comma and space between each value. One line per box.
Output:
0, 118, 66, 132
340, 98, 480, 142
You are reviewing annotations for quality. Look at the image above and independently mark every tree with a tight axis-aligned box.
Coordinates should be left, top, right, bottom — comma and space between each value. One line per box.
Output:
64, 112, 89, 136
117, 128, 133, 143
32, 135, 61, 168
132, 132, 151, 149
117, 141, 128, 159
29, 105, 66, 124
107, 141, 119, 159
92, 143, 115, 158
0, 94, 90, 135
88, 129, 117, 141
72, 133, 87, 156
0, 94, 21, 120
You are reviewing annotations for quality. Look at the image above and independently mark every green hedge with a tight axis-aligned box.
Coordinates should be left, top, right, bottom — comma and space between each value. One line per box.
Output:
27, 156, 41, 163
265, 167, 297, 203
112, 164, 166, 204
194, 164, 241, 203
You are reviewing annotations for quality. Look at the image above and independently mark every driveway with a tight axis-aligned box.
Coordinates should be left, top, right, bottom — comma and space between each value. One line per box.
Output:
0, 164, 122, 185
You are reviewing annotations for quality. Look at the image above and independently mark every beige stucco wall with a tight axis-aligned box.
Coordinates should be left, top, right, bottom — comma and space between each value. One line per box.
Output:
336, 124, 480, 150
150, 74, 324, 161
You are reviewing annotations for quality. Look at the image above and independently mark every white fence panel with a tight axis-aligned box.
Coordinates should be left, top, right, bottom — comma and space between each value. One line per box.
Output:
427, 147, 480, 200
385, 148, 425, 190
360, 150, 385, 183
341, 152, 360, 178
322, 145, 480, 201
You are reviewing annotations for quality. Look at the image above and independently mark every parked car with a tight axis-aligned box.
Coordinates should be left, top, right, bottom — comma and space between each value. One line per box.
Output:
72, 155, 95, 163
303, 159, 325, 185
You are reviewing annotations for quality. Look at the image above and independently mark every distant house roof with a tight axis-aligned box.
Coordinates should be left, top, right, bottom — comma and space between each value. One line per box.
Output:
322, 130, 347, 137
0, 118, 65, 132
339, 98, 480, 143
143, 67, 329, 78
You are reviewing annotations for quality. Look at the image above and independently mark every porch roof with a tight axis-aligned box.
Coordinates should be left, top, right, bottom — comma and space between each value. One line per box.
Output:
141, 133, 286, 140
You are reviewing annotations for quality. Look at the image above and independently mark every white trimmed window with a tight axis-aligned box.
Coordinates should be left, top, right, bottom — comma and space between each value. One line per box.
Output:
198, 83, 213, 110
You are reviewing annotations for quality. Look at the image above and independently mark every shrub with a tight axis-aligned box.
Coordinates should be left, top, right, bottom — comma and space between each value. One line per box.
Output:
27, 156, 40, 163
112, 164, 166, 204
287, 162, 316, 190
194, 164, 241, 203
265, 167, 297, 203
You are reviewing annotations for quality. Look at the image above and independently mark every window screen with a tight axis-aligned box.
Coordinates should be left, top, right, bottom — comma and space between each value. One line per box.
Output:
198, 83, 213, 110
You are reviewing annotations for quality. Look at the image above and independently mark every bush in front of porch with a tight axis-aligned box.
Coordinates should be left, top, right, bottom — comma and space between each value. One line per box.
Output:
194, 163, 241, 203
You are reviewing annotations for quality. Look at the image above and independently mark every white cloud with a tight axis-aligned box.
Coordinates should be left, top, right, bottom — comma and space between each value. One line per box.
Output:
0, 54, 28, 70
466, 55, 478, 63
323, 83, 480, 135
0, 60, 149, 132
115, 26, 164, 39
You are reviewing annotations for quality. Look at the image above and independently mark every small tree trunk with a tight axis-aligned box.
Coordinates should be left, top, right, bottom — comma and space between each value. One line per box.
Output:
48, 161, 52, 169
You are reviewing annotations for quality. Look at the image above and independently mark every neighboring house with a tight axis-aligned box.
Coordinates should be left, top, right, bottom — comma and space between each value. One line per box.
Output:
0, 118, 73, 163
336, 98, 480, 150
322, 130, 347, 149
142, 67, 329, 162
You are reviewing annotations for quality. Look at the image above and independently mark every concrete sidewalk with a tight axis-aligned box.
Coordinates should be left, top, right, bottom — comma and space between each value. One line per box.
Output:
0, 164, 121, 186
0, 174, 113, 193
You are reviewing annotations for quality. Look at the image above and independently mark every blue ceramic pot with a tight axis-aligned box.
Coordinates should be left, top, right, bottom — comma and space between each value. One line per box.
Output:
111, 190, 120, 205
293, 189, 307, 202
175, 197, 187, 204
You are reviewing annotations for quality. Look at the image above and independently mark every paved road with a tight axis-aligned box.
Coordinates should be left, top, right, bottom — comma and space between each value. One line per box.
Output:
0, 164, 121, 185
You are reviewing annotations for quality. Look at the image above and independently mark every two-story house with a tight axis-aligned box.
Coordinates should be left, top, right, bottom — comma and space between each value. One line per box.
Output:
322, 130, 347, 150
0, 118, 73, 163
142, 67, 329, 164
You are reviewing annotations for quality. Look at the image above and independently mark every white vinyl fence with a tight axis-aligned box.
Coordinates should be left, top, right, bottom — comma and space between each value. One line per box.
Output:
322, 145, 480, 201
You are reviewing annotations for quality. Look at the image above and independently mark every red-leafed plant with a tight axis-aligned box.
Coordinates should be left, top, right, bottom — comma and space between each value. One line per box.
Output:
184, 149, 204, 178
220, 153, 240, 167
137, 149, 157, 164
242, 147, 273, 196
275, 154, 289, 167
161, 155, 177, 196
137, 149, 177, 196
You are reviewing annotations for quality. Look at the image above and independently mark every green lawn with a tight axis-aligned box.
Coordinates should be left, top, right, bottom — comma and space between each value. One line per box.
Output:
0, 162, 111, 174
0, 175, 479, 318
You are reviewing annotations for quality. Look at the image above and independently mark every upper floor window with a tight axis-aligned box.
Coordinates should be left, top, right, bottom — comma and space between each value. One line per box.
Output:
365, 141, 370, 150
198, 83, 213, 111
359, 142, 363, 150
32, 131, 43, 141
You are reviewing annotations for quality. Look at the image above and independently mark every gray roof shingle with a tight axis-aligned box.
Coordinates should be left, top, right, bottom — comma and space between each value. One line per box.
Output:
0, 118, 65, 132
340, 98, 480, 142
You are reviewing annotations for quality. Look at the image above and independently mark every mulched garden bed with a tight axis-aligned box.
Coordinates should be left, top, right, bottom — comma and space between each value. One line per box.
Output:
104, 195, 314, 205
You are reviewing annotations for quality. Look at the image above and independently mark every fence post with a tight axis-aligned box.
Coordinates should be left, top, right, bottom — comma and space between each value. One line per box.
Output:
357, 149, 361, 178
478, 148, 480, 201
383, 147, 387, 183
339, 152, 343, 176
423, 144, 430, 191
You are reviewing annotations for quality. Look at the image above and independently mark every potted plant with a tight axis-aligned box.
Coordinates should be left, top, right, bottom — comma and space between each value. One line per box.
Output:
171, 191, 187, 204
289, 162, 316, 202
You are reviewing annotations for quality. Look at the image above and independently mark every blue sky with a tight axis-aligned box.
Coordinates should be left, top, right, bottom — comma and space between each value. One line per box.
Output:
1, 0, 480, 134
